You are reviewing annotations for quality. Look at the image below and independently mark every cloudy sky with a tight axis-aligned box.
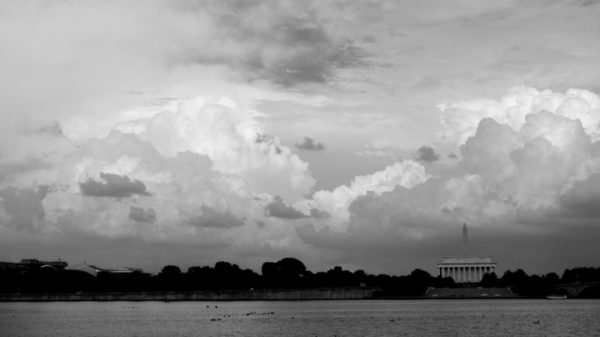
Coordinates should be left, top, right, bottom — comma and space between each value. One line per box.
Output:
1, 0, 600, 275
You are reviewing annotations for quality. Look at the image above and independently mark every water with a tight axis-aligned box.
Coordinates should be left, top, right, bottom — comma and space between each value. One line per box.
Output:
1, 299, 599, 337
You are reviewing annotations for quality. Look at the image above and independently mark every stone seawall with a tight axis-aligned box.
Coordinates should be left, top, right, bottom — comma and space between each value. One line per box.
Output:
0, 287, 378, 302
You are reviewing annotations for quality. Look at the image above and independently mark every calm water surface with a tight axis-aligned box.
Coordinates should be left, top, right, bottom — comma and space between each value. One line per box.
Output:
1, 299, 599, 337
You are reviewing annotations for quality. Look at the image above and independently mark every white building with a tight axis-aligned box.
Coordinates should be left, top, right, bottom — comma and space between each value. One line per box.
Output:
437, 223, 497, 283
437, 257, 497, 283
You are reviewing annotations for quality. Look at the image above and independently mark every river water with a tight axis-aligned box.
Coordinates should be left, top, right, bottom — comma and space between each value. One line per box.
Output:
1, 299, 599, 337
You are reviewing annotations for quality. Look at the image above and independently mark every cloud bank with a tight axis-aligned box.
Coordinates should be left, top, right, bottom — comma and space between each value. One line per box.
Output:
297, 87, 600, 272
1, 86, 599, 274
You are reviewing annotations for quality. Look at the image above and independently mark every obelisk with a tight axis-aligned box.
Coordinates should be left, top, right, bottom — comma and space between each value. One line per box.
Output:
462, 222, 468, 257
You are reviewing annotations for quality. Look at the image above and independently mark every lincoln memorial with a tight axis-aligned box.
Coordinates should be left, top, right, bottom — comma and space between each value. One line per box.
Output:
437, 257, 497, 283
437, 223, 497, 283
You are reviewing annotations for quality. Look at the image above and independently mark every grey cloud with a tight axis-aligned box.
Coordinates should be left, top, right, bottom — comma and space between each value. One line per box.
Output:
255, 133, 282, 154
295, 137, 325, 151
0, 185, 49, 231
37, 121, 64, 137
190, 2, 367, 85
559, 173, 600, 218
128, 207, 156, 223
416, 146, 439, 162
79, 173, 150, 198
265, 196, 306, 219
0, 157, 52, 181
310, 208, 330, 219
264, 197, 329, 219
578, 0, 600, 7
187, 206, 244, 228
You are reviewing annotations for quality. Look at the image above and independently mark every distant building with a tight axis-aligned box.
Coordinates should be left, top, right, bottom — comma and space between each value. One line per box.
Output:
66, 264, 145, 277
66, 264, 105, 277
21, 258, 68, 270
0, 258, 68, 271
437, 223, 497, 283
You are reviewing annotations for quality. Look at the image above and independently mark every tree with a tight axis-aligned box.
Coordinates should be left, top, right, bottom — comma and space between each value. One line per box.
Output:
261, 258, 307, 288
159, 265, 181, 277
479, 272, 498, 288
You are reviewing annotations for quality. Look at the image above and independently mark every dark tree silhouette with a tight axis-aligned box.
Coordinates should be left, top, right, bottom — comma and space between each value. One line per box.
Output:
1, 258, 598, 297
479, 272, 498, 288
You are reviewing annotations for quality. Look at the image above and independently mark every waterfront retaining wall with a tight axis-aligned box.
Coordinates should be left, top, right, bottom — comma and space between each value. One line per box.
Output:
0, 287, 378, 302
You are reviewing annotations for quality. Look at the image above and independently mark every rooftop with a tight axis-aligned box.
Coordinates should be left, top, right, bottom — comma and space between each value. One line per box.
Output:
438, 257, 496, 265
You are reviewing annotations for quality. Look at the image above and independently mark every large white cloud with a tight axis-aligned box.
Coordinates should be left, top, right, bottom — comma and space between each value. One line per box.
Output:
438, 87, 600, 148
0, 93, 315, 250
114, 98, 315, 201
303, 160, 429, 228
300, 87, 600, 259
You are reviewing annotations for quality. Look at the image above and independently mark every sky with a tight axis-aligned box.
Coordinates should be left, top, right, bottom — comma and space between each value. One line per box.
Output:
1, 0, 600, 275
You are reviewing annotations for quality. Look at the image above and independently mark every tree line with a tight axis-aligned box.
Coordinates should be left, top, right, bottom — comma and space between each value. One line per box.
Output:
1, 257, 599, 297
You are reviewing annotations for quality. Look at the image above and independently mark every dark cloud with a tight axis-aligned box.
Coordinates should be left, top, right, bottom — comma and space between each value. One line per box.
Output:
79, 173, 150, 198
37, 121, 64, 137
189, 1, 367, 86
0, 185, 49, 231
187, 206, 244, 228
128, 207, 157, 223
559, 173, 600, 218
0, 157, 52, 182
255, 133, 282, 154
265, 196, 306, 219
579, 0, 600, 6
295, 137, 325, 151
416, 146, 439, 162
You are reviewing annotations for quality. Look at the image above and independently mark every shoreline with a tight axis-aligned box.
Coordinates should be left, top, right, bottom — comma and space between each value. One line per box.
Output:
0, 287, 379, 302
0, 290, 542, 302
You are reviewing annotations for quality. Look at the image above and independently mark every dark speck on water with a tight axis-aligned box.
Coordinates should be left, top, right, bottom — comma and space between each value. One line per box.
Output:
1, 299, 599, 337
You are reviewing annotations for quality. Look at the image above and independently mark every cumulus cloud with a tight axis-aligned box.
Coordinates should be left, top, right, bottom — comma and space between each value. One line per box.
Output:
295, 137, 325, 151
559, 173, 600, 218
416, 146, 439, 162
128, 207, 156, 223
187, 206, 245, 228
194, 1, 367, 85
80, 173, 150, 198
308, 160, 430, 225
438, 87, 600, 147
114, 98, 315, 201
266, 196, 307, 219
37, 127, 263, 238
0, 185, 49, 231
290, 87, 600, 273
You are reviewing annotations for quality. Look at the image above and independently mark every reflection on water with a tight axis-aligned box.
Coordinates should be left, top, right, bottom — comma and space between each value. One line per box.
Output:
1, 299, 599, 337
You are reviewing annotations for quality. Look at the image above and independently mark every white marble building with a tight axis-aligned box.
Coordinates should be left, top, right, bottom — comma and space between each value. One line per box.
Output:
437, 257, 497, 283
437, 223, 497, 283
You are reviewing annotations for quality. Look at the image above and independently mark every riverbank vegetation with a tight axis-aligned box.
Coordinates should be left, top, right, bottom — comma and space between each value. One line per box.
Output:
1, 258, 599, 298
